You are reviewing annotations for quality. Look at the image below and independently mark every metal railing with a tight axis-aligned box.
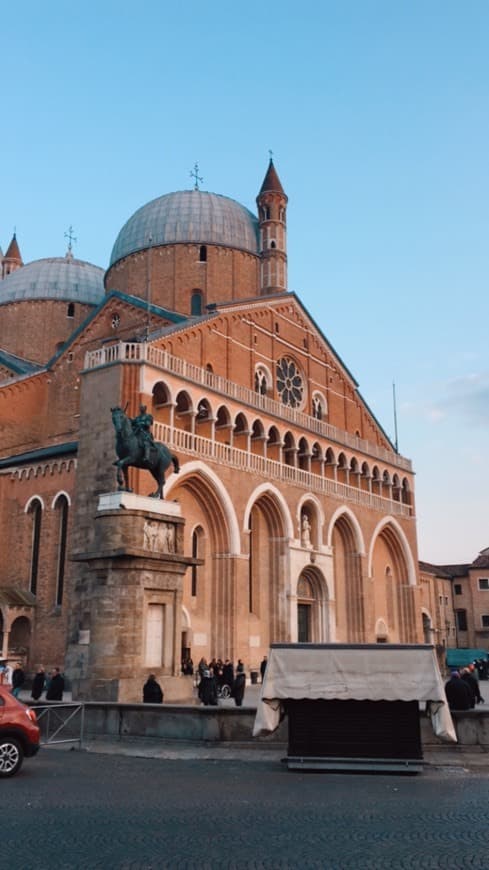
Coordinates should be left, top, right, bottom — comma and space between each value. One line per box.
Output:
32, 702, 85, 749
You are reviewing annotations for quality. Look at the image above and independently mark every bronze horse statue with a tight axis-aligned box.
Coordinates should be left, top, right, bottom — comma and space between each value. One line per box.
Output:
111, 406, 179, 499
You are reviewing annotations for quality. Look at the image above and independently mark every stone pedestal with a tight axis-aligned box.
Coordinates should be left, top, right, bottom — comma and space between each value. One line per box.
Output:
66, 493, 194, 702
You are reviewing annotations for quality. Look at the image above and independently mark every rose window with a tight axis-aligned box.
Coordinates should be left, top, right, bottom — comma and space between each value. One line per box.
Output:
276, 357, 304, 408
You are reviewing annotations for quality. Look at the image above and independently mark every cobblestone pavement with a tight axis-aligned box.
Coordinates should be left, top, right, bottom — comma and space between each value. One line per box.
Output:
4, 749, 489, 869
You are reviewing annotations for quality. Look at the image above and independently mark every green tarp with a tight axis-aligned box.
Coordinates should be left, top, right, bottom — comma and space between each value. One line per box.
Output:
446, 648, 488, 668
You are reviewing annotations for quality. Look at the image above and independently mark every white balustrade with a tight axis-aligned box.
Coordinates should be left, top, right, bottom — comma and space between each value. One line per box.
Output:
84, 342, 412, 474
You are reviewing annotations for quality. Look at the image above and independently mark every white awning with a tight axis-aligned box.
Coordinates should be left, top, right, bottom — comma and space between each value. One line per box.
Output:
253, 644, 456, 743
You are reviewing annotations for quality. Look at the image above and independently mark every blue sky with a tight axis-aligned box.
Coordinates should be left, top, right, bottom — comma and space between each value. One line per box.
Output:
2, 2, 488, 563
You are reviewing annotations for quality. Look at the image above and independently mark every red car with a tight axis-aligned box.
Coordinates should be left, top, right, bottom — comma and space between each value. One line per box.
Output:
0, 685, 40, 776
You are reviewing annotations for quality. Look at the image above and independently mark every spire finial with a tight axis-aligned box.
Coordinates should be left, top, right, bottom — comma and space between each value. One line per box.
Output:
268, 149, 274, 162
64, 225, 77, 258
190, 162, 203, 191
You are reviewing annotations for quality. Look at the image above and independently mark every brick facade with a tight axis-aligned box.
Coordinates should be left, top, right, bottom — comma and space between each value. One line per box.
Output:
0, 162, 445, 698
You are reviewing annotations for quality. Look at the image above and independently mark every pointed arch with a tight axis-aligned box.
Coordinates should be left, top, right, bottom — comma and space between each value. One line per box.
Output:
367, 517, 416, 586
368, 517, 418, 643
165, 460, 240, 554
243, 483, 294, 540
326, 506, 365, 554
330, 509, 365, 642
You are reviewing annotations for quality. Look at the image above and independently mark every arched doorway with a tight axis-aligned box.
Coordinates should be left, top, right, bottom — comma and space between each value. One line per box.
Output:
296, 567, 329, 643
9, 616, 31, 662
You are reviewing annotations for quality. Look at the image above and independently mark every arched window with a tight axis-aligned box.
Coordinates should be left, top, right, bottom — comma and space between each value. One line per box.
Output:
27, 499, 43, 595
191, 527, 204, 597
254, 367, 269, 396
199, 245, 207, 262
152, 381, 169, 407
191, 291, 203, 316
67, 302, 75, 318
54, 495, 69, 606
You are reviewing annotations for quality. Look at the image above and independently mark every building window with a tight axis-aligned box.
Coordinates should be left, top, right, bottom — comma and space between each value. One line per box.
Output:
276, 357, 304, 409
55, 495, 69, 606
456, 610, 468, 632
479, 578, 489, 590
199, 245, 207, 262
191, 291, 202, 316
439, 595, 443, 605
482, 615, 489, 628
254, 367, 268, 396
28, 499, 43, 596
67, 302, 75, 318
191, 527, 203, 597
111, 313, 121, 329
454, 584, 462, 595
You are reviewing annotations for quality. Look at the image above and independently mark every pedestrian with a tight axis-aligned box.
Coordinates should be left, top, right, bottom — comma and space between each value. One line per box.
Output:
11, 662, 25, 699
260, 656, 268, 683
46, 667, 65, 701
199, 669, 218, 706
445, 670, 472, 711
232, 663, 246, 707
461, 666, 484, 706
143, 674, 163, 703
31, 665, 46, 701
222, 658, 234, 691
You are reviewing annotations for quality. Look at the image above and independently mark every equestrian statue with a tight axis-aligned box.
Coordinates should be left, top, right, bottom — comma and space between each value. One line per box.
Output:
111, 404, 180, 499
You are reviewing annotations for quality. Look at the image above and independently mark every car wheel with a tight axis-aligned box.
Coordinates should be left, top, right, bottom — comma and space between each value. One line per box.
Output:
0, 737, 24, 777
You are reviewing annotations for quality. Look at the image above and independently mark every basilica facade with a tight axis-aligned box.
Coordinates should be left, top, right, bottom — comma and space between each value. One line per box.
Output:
0, 161, 425, 695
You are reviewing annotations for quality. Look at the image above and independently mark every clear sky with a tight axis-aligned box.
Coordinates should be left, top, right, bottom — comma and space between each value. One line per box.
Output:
2, 1, 488, 564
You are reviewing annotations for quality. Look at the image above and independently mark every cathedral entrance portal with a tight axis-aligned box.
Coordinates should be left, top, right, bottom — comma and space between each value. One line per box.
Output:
296, 568, 329, 643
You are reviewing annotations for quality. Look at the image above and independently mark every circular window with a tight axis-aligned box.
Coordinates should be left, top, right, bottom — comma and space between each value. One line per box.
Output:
276, 357, 304, 408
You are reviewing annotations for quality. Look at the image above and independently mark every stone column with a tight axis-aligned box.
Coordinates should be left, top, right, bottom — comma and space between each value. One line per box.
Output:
67, 492, 193, 702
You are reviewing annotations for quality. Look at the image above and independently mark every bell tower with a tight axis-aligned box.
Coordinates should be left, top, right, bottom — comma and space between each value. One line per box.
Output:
2, 233, 23, 279
257, 158, 288, 294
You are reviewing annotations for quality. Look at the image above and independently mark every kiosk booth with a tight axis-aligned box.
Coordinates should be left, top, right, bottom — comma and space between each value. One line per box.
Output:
253, 644, 456, 772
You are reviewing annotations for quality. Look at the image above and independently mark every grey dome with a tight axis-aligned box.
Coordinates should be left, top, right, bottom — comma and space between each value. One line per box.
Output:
109, 190, 259, 267
0, 256, 105, 306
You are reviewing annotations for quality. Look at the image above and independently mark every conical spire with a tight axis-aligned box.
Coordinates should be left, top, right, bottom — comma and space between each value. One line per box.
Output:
258, 158, 286, 198
4, 233, 22, 263
2, 232, 23, 279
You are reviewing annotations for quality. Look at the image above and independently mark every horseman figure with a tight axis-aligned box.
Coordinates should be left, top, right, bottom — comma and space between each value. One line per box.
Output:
111, 405, 180, 499
131, 404, 155, 464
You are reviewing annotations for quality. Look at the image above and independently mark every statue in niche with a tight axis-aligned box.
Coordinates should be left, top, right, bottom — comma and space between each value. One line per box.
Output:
165, 523, 176, 553
301, 513, 311, 548
143, 520, 159, 551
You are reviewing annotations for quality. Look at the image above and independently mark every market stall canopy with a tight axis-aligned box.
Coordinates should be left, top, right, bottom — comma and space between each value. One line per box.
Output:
253, 643, 456, 743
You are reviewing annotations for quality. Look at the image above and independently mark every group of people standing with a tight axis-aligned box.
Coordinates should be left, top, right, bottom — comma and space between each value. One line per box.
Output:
0, 662, 65, 701
197, 657, 247, 707
445, 664, 484, 711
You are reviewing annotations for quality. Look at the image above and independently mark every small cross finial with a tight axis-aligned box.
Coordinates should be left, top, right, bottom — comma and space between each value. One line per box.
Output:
64, 225, 77, 253
190, 162, 203, 191
268, 149, 274, 162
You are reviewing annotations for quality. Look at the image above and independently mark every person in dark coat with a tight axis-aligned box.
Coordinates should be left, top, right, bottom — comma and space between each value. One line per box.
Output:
461, 667, 483, 706
31, 666, 46, 701
222, 659, 234, 691
445, 670, 472, 711
46, 667, 65, 701
199, 669, 218, 706
143, 674, 163, 703
232, 664, 246, 707
11, 662, 25, 699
